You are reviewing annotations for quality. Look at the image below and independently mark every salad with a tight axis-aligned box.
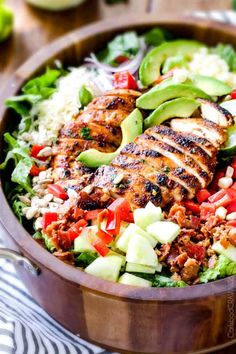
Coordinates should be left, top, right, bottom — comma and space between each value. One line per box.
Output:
1, 28, 236, 288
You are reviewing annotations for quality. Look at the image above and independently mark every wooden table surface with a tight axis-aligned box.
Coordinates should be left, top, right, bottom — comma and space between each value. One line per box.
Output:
0, 0, 236, 353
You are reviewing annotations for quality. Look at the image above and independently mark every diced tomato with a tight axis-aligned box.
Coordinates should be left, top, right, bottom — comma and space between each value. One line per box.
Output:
231, 182, 236, 190
85, 209, 103, 221
209, 189, 233, 208
184, 200, 200, 214
208, 170, 225, 193
200, 203, 216, 220
42, 212, 58, 230
31, 145, 47, 161
108, 198, 132, 222
185, 243, 205, 261
115, 55, 129, 64
196, 189, 211, 204
227, 200, 236, 214
97, 229, 113, 244
68, 219, 88, 240
231, 89, 236, 100
92, 239, 109, 257
155, 68, 176, 84
106, 209, 121, 236
113, 71, 138, 90
231, 160, 236, 178
48, 184, 68, 200
30, 165, 46, 176
227, 220, 236, 227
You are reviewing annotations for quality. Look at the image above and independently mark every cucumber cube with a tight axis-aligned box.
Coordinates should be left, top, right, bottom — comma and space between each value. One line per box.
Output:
85, 256, 123, 282
212, 241, 236, 262
134, 205, 162, 230
147, 221, 180, 244
115, 223, 157, 253
126, 262, 156, 274
126, 234, 158, 267
107, 250, 126, 266
119, 273, 152, 287
74, 235, 95, 252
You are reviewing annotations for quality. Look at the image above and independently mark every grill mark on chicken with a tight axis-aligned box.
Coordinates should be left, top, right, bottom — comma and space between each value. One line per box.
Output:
92, 165, 163, 208
136, 134, 209, 188
146, 125, 216, 177
170, 118, 226, 148
121, 142, 200, 198
112, 154, 188, 203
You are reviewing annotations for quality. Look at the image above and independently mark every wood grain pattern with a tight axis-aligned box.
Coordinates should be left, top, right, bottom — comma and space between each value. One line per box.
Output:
0, 0, 233, 93
0, 16, 236, 354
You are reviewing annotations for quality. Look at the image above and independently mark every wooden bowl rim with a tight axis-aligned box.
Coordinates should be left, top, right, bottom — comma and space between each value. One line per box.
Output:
1, 15, 236, 301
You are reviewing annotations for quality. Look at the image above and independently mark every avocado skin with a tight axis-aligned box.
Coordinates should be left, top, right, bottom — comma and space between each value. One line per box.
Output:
139, 39, 204, 86
144, 97, 200, 129
192, 75, 232, 96
137, 84, 211, 110
78, 108, 143, 168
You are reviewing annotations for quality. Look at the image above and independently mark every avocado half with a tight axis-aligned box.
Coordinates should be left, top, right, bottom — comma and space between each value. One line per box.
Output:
139, 39, 204, 86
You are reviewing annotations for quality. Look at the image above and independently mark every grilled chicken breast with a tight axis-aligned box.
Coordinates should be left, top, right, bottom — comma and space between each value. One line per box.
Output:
83, 116, 229, 210
52, 89, 140, 185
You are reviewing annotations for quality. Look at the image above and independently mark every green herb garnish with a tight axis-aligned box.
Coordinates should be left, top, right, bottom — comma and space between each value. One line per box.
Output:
80, 127, 92, 140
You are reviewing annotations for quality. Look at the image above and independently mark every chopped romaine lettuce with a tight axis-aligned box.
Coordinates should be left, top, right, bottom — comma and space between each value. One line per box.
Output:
144, 27, 170, 46
131, 273, 187, 287
75, 251, 99, 267
98, 31, 140, 65
199, 255, 236, 283
41, 233, 56, 252
11, 158, 33, 194
211, 44, 236, 72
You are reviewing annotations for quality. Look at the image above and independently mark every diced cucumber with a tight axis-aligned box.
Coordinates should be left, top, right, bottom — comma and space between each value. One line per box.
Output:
115, 223, 157, 252
212, 241, 236, 262
147, 221, 180, 244
119, 273, 152, 287
126, 262, 156, 274
126, 234, 158, 267
85, 256, 123, 282
74, 226, 98, 252
134, 205, 162, 230
107, 250, 126, 266
74, 235, 95, 252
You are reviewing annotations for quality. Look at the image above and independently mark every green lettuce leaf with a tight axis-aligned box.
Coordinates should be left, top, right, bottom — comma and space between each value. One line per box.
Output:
212, 44, 236, 72
75, 251, 99, 267
199, 255, 236, 283
131, 273, 187, 287
12, 199, 27, 224
98, 31, 140, 65
144, 27, 169, 46
11, 158, 33, 194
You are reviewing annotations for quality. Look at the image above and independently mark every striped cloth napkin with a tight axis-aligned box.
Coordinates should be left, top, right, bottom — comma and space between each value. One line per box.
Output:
0, 10, 235, 354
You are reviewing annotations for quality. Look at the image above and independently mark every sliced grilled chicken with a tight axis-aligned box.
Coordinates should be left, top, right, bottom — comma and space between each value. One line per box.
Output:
145, 125, 216, 179
52, 89, 140, 184
87, 119, 226, 209
170, 118, 227, 148
200, 100, 233, 128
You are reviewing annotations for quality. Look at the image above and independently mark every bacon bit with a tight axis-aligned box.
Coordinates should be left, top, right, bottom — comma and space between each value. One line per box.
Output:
228, 228, 236, 246
175, 252, 188, 268
168, 203, 187, 227
72, 207, 85, 220
158, 243, 171, 262
57, 230, 73, 250
185, 243, 205, 262
53, 251, 74, 265
189, 215, 201, 229
181, 258, 199, 283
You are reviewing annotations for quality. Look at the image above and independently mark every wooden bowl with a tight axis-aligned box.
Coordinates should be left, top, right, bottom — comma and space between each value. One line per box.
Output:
0, 15, 236, 354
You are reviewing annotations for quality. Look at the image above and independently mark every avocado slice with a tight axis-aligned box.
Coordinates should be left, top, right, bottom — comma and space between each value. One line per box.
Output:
137, 83, 211, 110
139, 39, 204, 86
144, 97, 200, 129
191, 75, 232, 96
77, 108, 143, 168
